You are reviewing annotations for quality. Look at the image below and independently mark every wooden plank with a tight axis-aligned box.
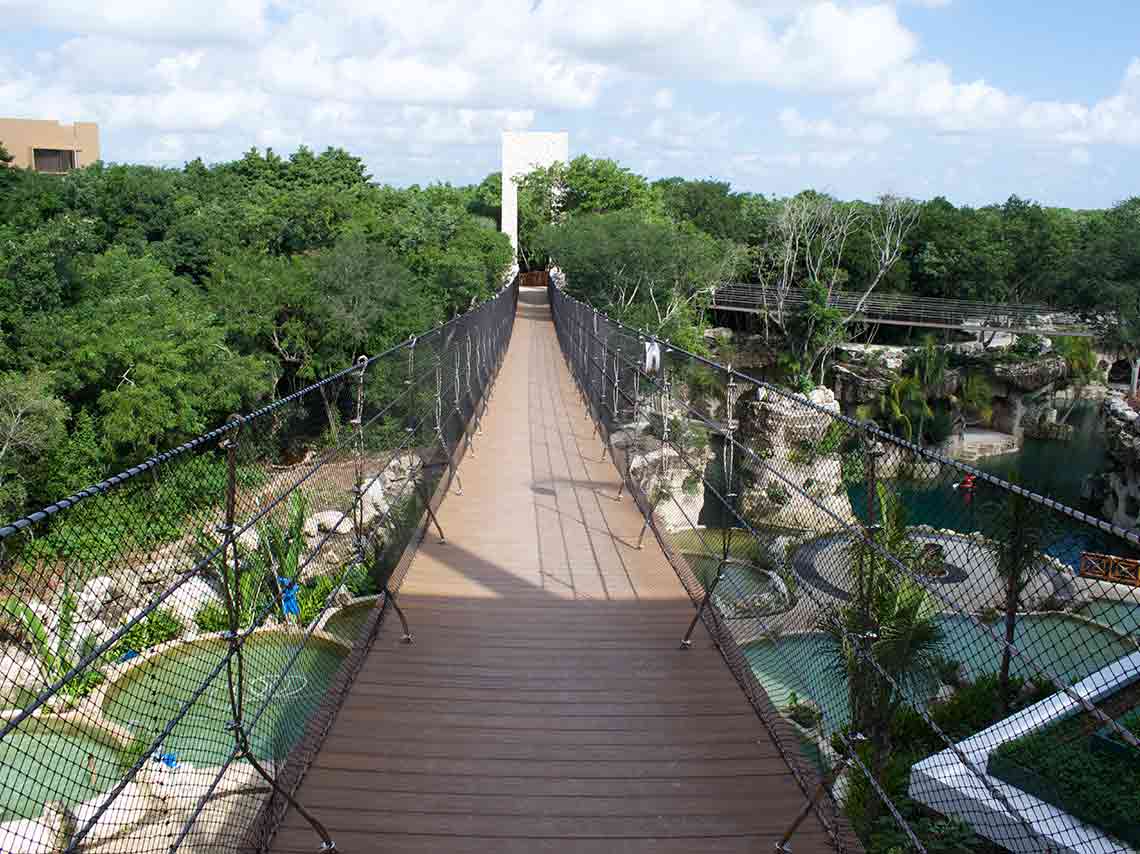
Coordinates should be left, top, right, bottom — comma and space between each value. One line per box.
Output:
272, 831, 823, 854
279, 807, 797, 837
267, 287, 840, 854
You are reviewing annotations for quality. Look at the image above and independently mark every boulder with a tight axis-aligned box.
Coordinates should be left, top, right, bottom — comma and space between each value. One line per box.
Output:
991, 355, 1068, 392
703, 327, 735, 346
382, 453, 421, 488
168, 577, 224, 627
303, 511, 353, 538
77, 575, 139, 626
741, 386, 840, 452
834, 343, 909, 371
0, 644, 42, 705
360, 479, 390, 525
830, 363, 892, 406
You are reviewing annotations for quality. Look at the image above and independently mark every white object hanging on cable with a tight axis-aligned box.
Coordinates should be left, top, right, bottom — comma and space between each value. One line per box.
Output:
643, 341, 661, 375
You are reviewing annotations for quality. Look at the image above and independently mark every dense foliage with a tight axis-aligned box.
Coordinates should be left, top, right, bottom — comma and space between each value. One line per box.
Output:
0, 146, 512, 522
518, 155, 1140, 382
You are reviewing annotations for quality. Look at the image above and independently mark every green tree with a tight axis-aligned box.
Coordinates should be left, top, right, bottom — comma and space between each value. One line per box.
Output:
819, 486, 943, 827
875, 373, 931, 444
0, 372, 69, 518
0, 140, 13, 194
34, 249, 269, 460
985, 484, 1047, 715
654, 177, 745, 239
1065, 198, 1140, 392
1, 214, 100, 315
516, 156, 656, 267
535, 210, 743, 349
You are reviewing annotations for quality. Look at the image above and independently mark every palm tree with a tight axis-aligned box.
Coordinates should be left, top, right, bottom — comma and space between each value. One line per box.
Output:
956, 372, 994, 433
987, 483, 1047, 715
819, 485, 944, 826
878, 372, 932, 444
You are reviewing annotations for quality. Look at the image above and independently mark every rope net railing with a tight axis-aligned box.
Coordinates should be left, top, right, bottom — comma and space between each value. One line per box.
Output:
549, 282, 1140, 854
0, 279, 519, 854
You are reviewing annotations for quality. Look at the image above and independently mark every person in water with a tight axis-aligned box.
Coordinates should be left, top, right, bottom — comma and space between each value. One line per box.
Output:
953, 473, 977, 505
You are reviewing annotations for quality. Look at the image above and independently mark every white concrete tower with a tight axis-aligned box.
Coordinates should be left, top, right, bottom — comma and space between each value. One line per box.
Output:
500, 131, 569, 262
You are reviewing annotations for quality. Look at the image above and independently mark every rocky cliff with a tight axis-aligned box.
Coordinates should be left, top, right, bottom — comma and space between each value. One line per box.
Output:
1099, 392, 1140, 531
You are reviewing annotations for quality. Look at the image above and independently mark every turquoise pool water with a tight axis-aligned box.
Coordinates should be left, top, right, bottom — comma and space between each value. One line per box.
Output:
845, 404, 1130, 570
322, 601, 375, 645
745, 613, 1135, 736
0, 724, 121, 821
103, 634, 346, 766
1076, 600, 1140, 636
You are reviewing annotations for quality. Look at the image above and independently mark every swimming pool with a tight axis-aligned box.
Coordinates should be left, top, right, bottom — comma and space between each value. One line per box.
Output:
102, 633, 347, 766
745, 613, 1136, 737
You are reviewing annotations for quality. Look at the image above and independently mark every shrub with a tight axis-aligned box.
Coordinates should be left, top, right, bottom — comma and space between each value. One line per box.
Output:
766, 484, 790, 506
297, 575, 338, 626
926, 406, 954, 444
114, 609, 183, 655
194, 603, 230, 634
1009, 334, 1045, 358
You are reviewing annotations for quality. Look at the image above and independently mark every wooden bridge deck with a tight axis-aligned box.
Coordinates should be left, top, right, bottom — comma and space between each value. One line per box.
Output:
269, 288, 836, 853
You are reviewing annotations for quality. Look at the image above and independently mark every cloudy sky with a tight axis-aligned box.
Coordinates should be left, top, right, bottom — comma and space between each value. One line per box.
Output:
2, 0, 1138, 207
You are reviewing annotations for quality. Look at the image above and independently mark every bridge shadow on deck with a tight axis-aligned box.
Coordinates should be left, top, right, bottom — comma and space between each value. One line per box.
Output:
268, 288, 839, 854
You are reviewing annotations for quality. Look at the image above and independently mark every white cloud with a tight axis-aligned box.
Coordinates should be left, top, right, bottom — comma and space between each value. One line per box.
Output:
859, 57, 1140, 145
0, 0, 1135, 202
0, 0, 269, 43
545, 0, 917, 93
646, 110, 741, 150
807, 149, 860, 169
779, 107, 891, 144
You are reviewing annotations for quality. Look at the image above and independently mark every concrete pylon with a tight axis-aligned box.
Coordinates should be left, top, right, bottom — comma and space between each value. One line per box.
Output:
500, 131, 569, 269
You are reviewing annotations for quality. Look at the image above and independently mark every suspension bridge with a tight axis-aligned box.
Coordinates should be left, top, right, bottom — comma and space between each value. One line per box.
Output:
2, 278, 1139, 854
261, 286, 841, 853
711, 283, 1093, 337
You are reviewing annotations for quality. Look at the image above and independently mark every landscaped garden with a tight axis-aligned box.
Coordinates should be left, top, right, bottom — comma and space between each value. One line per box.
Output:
988, 683, 1140, 849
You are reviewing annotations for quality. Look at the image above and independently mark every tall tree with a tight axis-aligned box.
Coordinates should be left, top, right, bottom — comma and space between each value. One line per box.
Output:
986, 483, 1047, 715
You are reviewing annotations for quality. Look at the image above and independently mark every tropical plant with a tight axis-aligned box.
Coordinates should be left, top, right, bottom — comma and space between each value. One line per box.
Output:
112, 609, 183, 656
1054, 337, 1103, 421
880, 373, 932, 443
1, 577, 104, 701
819, 484, 944, 826
957, 372, 994, 428
197, 492, 310, 631
985, 481, 1048, 715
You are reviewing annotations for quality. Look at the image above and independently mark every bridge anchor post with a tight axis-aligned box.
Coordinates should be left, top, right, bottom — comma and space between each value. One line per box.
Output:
773, 754, 850, 853
680, 560, 726, 649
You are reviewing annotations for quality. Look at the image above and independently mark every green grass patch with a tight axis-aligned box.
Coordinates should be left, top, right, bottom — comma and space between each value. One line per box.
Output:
988, 701, 1140, 848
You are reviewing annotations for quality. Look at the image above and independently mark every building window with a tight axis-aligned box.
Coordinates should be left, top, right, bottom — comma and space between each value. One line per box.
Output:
32, 148, 76, 173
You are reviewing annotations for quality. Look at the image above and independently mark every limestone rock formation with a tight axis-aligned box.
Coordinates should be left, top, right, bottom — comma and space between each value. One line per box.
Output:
1099, 392, 1140, 530
991, 355, 1068, 392
830, 363, 893, 406
0, 644, 41, 705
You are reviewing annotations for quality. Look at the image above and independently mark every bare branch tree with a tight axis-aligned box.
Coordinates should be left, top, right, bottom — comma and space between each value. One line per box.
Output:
843, 194, 921, 325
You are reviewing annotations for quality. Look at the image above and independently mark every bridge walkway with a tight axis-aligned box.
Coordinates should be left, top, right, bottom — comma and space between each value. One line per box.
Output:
269, 288, 835, 853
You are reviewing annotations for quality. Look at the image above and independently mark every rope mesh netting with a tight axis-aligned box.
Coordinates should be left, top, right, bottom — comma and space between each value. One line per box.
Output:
0, 280, 518, 854
549, 282, 1140, 854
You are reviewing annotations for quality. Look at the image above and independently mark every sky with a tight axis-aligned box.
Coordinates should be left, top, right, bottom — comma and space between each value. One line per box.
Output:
1, 0, 1138, 208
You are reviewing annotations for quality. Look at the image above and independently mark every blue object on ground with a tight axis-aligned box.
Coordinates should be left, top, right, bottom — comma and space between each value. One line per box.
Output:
279, 576, 300, 616
118, 649, 139, 662
157, 752, 178, 769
